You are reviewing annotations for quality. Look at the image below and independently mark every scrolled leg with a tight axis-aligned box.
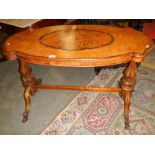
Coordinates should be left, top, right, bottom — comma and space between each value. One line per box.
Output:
22, 87, 32, 122
19, 60, 42, 96
124, 91, 132, 129
19, 60, 42, 122
121, 61, 137, 129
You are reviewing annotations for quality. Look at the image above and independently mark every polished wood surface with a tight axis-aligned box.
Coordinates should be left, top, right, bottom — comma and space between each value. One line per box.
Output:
4, 25, 154, 129
4, 25, 153, 67
32, 85, 122, 92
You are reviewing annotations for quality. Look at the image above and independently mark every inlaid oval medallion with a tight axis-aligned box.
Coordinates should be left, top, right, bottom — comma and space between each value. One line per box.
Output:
39, 29, 114, 51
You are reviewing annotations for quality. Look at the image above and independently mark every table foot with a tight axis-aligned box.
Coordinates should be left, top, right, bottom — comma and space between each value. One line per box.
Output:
125, 119, 130, 129
22, 112, 29, 122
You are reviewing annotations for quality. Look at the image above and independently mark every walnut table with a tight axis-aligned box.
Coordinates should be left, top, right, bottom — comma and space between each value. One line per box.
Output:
4, 25, 153, 129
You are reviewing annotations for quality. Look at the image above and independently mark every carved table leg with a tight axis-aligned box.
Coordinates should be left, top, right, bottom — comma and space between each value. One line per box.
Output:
22, 87, 31, 122
19, 60, 42, 122
19, 60, 42, 95
120, 61, 137, 129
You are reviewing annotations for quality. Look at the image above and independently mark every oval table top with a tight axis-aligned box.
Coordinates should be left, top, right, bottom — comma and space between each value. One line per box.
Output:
4, 25, 154, 67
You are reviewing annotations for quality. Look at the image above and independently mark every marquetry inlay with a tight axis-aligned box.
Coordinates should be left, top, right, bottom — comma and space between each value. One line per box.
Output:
39, 29, 114, 51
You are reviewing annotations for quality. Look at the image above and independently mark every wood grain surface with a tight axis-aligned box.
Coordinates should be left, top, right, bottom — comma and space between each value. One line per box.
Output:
4, 25, 153, 67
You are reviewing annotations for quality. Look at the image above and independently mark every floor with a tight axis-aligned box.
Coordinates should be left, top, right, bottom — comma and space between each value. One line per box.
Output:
0, 42, 155, 135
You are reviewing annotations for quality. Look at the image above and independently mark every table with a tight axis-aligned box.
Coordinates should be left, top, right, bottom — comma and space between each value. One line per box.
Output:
4, 25, 153, 129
